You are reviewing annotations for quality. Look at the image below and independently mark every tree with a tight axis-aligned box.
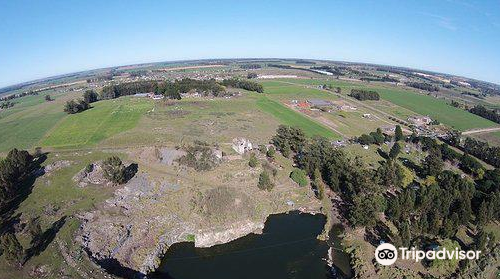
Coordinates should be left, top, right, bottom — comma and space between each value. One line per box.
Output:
312, 168, 326, 200
477, 201, 490, 226
247, 73, 258, 79
395, 125, 403, 141
377, 159, 404, 188
266, 146, 276, 159
349, 194, 379, 228
64, 99, 89, 114
26, 218, 42, 244
44, 95, 53, 102
0, 233, 24, 267
83, 90, 99, 103
389, 142, 401, 159
258, 170, 274, 191
102, 156, 127, 184
422, 148, 444, 177
281, 142, 291, 158
358, 134, 374, 145
290, 168, 308, 187
248, 153, 258, 168
370, 128, 385, 145
272, 125, 306, 153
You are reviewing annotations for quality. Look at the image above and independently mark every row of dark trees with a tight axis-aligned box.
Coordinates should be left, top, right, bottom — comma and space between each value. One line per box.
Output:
101, 81, 158, 100
158, 78, 225, 98
469, 105, 500, 124
443, 132, 500, 169
405, 81, 439, 92
0, 91, 39, 102
0, 101, 15, 109
100, 78, 264, 101
222, 78, 264, 93
349, 89, 380, 101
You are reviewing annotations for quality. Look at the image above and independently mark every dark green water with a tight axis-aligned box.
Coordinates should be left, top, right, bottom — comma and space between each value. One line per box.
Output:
153, 212, 336, 279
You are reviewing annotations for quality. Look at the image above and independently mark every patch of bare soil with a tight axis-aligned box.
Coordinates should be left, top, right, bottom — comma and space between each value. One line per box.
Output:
43, 160, 72, 175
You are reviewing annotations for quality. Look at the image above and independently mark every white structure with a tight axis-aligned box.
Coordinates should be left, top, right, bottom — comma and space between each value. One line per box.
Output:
408, 115, 432, 126
232, 138, 253, 154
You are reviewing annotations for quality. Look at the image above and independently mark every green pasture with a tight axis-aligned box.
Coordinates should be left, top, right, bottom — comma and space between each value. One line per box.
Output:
41, 97, 152, 148
370, 87, 498, 131
256, 96, 340, 139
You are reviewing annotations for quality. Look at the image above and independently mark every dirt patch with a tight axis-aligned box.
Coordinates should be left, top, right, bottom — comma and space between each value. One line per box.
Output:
166, 110, 191, 118
43, 160, 72, 174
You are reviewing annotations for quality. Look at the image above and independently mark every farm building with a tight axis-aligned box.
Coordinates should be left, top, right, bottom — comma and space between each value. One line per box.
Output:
308, 99, 333, 107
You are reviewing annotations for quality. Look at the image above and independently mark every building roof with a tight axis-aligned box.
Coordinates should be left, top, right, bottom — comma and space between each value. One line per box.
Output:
308, 99, 332, 107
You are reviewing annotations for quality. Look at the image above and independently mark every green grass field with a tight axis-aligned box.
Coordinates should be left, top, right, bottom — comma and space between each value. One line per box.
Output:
41, 97, 153, 148
256, 96, 340, 139
0, 91, 78, 152
267, 78, 498, 131
373, 87, 498, 131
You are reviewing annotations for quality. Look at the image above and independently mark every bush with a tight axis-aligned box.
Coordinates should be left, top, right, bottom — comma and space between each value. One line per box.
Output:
258, 170, 274, 191
102, 156, 126, 184
266, 146, 276, 158
64, 99, 90, 114
290, 168, 308, 187
248, 153, 258, 168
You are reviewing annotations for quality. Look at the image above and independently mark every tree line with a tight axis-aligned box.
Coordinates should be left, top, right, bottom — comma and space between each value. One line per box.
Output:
349, 89, 380, 101
0, 91, 39, 102
469, 105, 500, 124
443, 132, 500, 169
222, 78, 264, 93
0, 101, 15, 109
406, 81, 439, 92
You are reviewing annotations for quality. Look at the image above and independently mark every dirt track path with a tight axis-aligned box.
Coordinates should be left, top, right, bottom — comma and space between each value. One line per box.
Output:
462, 127, 500, 135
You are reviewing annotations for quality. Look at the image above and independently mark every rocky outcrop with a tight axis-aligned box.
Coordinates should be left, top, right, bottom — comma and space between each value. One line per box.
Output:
195, 219, 264, 247
73, 161, 111, 187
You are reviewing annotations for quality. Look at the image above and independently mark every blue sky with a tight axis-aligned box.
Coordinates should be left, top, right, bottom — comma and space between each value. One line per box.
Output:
0, 0, 499, 87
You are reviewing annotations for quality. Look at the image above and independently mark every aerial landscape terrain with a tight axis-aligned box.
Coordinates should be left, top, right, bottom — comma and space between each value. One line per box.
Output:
1, 58, 500, 279
2, 0, 500, 278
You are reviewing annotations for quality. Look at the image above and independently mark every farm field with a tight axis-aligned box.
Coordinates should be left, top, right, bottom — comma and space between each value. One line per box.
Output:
0, 91, 80, 152
41, 97, 153, 149
373, 87, 498, 131
256, 96, 340, 139
267, 78, 499, 131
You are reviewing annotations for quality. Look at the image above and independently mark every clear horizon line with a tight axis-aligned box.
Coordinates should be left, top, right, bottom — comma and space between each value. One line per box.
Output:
1, 57, 498, 91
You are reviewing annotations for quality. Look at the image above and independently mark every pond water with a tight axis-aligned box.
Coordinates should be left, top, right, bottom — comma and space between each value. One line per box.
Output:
153, 211, 352, 279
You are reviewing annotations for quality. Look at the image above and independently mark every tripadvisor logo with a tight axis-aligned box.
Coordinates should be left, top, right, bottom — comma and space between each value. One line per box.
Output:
374, 243, 481, 266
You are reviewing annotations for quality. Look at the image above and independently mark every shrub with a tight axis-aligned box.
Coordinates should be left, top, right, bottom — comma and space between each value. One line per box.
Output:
258, 170, 274, 191
266, 146, 276, 158
102, 156, 126, 184
290, 168, 308, 187
248, 153, 258, 168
